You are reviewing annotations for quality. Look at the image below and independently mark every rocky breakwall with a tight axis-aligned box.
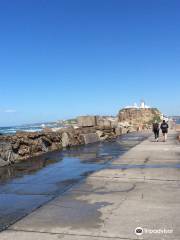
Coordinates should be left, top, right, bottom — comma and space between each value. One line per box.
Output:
0, 131, 63, 166
77, 116, 117, 143
118, 107, 162, 130
0, 116, 126, 166
0, 110, 152, 166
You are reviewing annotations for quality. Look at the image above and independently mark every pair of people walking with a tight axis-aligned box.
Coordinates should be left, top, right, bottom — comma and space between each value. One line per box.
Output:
153, 120, 169, 142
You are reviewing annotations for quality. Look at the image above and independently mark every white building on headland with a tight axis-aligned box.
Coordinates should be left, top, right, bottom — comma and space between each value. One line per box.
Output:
125, 100, 150, 109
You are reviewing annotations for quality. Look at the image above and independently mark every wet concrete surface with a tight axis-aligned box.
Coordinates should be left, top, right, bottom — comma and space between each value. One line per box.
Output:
0, 132, 150, 231
1, 131, 180, 240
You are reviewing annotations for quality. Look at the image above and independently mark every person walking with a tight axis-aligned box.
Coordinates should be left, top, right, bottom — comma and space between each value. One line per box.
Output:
152, 120, 160, 142
160, 120, 169, 142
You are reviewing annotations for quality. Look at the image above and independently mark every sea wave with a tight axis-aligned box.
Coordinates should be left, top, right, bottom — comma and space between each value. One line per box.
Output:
0, 122, 63, 135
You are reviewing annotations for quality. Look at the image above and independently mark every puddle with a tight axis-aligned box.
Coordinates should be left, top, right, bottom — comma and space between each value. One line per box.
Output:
0, 132, 149, 231
29, 199, 111, 230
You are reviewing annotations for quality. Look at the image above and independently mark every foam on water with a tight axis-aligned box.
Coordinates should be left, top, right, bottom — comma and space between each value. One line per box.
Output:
0, 122, 62, 135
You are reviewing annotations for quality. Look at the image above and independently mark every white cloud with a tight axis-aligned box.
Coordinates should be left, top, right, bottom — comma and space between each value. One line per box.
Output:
4, 109, 17, 113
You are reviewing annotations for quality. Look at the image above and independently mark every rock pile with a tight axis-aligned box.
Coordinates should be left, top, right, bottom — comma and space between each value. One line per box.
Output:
0, 117, 127, 164
0, 108, 161, 165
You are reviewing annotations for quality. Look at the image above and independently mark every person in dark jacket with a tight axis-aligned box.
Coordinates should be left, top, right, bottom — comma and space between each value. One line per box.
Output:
160, 120, 169, 142
152, 120, 160, 142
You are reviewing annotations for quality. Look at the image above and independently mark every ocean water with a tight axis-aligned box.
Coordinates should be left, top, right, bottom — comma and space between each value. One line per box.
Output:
0, 122, 62, 135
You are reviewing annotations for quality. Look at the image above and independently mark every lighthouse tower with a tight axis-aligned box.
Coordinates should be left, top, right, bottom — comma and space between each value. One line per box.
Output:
140, 100, 145, 108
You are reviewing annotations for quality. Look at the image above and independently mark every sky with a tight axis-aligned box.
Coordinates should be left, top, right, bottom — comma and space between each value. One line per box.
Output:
0, 0, 180, 126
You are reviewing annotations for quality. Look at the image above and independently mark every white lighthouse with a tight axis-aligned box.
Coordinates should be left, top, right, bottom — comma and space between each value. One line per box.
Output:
140, 100, 145, 108
125, 100, 150, 109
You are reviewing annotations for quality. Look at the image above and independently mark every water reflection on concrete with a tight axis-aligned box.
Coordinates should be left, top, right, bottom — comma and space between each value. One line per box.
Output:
0, 132, 149, 231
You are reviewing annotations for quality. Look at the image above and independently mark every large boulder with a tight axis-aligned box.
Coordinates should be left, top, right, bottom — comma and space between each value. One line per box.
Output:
81, 133, 99, 144
115, 127, 123, 136
96, 130, 104, 138
61, 132, 70, 148
18, 144, 31, 156
77, 116, 97, 127
0, 142, 18, 163
97, 118, 111, 128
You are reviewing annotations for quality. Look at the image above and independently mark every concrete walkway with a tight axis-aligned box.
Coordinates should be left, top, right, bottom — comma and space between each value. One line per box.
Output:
1, 131, 180, 240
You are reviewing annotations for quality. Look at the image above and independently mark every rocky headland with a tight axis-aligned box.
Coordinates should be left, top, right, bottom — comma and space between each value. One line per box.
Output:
118, 107, 161, 127
0, 108, 162, 166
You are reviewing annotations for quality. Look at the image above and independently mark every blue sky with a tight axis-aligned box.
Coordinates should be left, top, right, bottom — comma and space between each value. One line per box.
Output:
0, 0, 179, 126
